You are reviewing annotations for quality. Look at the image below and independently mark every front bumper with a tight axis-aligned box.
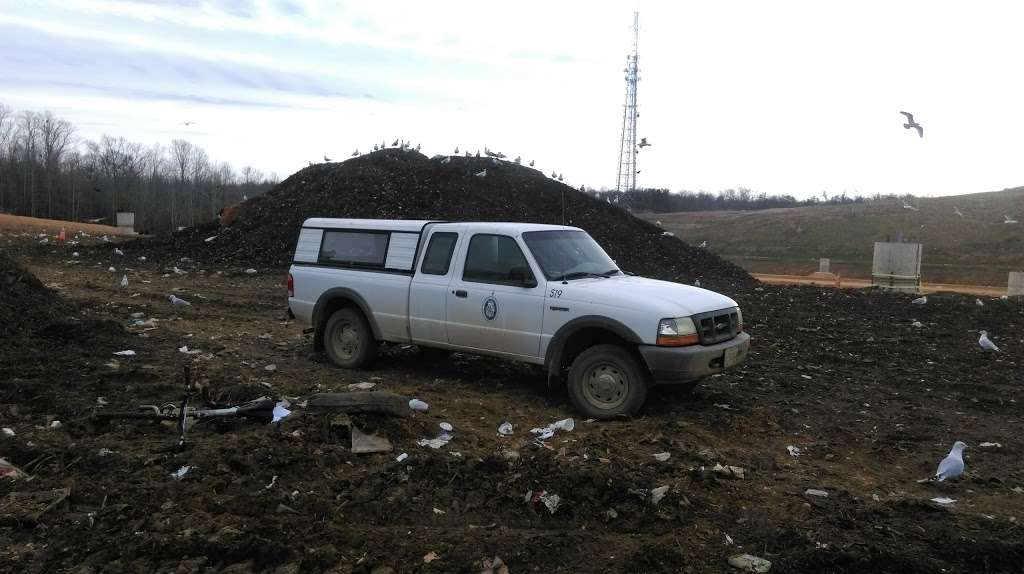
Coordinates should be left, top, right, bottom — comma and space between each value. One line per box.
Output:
638, 332, 750, 384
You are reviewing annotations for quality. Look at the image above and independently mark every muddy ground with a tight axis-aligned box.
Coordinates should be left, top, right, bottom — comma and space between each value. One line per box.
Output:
2, 232, 1023, 574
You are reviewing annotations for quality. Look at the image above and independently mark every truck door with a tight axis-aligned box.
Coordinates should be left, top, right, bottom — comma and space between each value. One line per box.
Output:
446, 233, 545, 358
409, 228, 461, 345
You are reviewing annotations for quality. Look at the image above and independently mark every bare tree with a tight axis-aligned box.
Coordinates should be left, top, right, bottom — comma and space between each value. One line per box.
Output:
39, 111, 75, 217
87, 135, 144, 223
0, 103, 14, 210
170, 139, 193, 231
18, 111, 40, 216
188, 146, 209, 226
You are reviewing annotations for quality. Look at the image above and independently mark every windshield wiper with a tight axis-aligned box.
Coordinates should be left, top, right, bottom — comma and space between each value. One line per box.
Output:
558, 271, 609, 281
600, 268, 621, 277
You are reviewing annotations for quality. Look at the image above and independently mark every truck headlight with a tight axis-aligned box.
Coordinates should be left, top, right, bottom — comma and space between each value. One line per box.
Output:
657, 317, 699, 346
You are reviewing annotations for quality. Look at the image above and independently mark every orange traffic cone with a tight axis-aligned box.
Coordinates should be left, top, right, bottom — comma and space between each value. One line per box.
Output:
58, 226, 66, 241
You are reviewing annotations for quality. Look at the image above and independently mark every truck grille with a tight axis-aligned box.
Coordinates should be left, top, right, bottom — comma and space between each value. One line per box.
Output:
693, 308, 740, 345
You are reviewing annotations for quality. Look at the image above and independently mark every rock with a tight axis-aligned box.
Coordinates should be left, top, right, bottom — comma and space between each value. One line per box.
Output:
804, 489, 829, 498
713, 463, 746, 479
728, 553, 772, 572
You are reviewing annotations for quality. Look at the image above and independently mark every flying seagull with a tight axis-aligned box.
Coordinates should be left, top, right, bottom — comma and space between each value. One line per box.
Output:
638, 137, 651, 148
183, 121, 195, 126
900, 111, 923, 138
1003, 215, 1018, 224
927, 441, 967, 482
978, 330, 1000, 352
954, 206, 963, 218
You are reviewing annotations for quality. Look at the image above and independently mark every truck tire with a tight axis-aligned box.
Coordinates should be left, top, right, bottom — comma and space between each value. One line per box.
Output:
567, 344, 648, 419
323, 308, 377, 368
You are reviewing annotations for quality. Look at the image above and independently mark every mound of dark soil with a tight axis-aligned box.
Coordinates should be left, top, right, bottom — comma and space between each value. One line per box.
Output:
0, 251, 67, 338
153, 149, 754, 289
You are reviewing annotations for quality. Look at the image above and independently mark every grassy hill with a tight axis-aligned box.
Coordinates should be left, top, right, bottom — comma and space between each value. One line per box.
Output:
639, 187, 1024, 286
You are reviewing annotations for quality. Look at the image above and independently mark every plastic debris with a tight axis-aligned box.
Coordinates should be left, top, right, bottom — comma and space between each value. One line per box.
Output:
417, 431, 454, 449
113, 350, 136, 356
728, 553, 772, 573
264, 364, 277, 372
396, 452, 409, 462
271, 401, 292, 423
245, 268, 257, 275
0, 458, 26, 479
524, 489, 561, 514
204, 236, 217, 242
479, 556, 509, 574
713, 464, 746, 479
530, 418, 575, 440
348, 382, 376, 391
804, 489, 829, 498
409, 398, 429, 411
651, 485, 670, 505
171, 466, 191, 481
979, 442, 1002, 448
653, 452, 671, 462
107, 266, 116, 273
423, 551, 440, 564
98, 448, 115, 457
49, 420, 62, 429
787, 445, 802, 457
931, 496, 956, 505
2, 427, 14, 437
498, 422, 514, 435
439, 422, 454, 432
912, 321, 923, 328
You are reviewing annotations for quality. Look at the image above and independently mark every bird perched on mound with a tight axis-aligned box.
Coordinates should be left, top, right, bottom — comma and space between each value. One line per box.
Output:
925, 441, 966, 482
1003, 215, 1018, 224
978, 330, 1000, 352
350, 149, 358, 157
900, 111, 924, 137
324, 155, 332, 162
911, 295, 927, 305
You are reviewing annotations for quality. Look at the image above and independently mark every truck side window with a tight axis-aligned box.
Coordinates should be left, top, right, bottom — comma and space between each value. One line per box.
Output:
319, 230, 389, 268
463, 234, 534, 285
421, 232, 458, 275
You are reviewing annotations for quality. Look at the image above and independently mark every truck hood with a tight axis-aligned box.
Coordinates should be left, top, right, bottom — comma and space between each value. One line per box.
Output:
560, 275, 738, 317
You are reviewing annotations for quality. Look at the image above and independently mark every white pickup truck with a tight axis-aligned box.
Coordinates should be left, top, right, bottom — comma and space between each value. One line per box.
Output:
288, 218, 750, 419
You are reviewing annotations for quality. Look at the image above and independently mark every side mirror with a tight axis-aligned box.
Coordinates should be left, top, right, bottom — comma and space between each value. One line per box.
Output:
509, 266, 537, 288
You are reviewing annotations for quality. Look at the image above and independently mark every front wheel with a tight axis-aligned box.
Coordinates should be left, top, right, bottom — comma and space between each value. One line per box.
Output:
567, 344, 649, 419
323, 308, 377, 368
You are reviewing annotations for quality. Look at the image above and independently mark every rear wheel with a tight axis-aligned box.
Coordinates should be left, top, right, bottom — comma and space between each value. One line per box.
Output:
323, 308, 377, 368
567, 344, 648, 419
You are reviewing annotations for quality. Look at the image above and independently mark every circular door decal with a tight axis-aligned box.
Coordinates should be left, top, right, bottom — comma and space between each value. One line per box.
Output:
482, 296, 499, 321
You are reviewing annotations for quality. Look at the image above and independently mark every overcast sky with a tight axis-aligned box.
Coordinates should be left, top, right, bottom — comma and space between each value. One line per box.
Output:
2, 0, 1022, 198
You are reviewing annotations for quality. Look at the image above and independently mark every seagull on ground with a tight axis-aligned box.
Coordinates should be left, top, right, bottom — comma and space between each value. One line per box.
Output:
978, 330, 1000, 352
699, 240, 707, 248
514, 156, 521, 164
1004, 215, 1018, 224
114, 248, 124, 256
391, 139, 399, 146
351, 149, 358, 157
900, 111, 924, 138
120, 274, 128, 288
475, 169, 487, 178
373, 144, 379, 151
911, 295, 927, 305
168, 294, 192, 307
324, 155, 332, 162
454, 146, 459, 154
975, 298, 984, 307
954, 206, 963, 218
529, 160, 535, 167
927, 441, 966, 482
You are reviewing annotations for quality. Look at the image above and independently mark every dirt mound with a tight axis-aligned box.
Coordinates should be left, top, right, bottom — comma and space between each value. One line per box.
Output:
0, 252, 67, 338
153, 149, 754, 289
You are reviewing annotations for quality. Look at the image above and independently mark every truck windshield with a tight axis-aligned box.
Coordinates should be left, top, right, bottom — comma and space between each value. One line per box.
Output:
522, 230, 620, 281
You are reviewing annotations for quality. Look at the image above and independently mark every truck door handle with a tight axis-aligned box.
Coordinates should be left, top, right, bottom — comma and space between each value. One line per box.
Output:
454, 290, 468, 298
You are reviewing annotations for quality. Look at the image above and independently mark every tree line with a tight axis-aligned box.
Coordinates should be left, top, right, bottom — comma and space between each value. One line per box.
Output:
0, 103, 278, 233
587, 187, 911, 213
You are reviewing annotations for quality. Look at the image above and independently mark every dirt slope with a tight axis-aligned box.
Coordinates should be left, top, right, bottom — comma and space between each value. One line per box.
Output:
152, 149, 754, 290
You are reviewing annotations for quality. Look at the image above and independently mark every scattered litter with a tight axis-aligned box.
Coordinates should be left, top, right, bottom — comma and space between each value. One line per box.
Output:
98, 448, 115, 457
395, 452, 408, 463
271, 401, 292, 423
409, 398, 429, 412
264, 476, 278, 489
530, 418, 574, 440
497, 422, 514, 436
787, 445, 802, 457
651, 485, 670, 505
170, 466, 191, 481
113, 350, 136, 356
204, 236, 217, 242
432, 507, 446, 514
114, 248, 124, 256
137, 256, 146, 262
912, 321, 923, 328
479, 556, 509, 574
423, 551, 440, 564
713, 463, 746, 479
714, 403, 732, 410
653, 452, 671, 462
804, 489, 829, 498
264, 364, 277, 372
725, 533, 735, 545
728, 553, 772, 573
931, 496, 956, 505
120, 274, 128, 288
439, 422, 454, 432
2, 428, 14, 437
979, 442, 1002, 448
0, 458, 26, 479
800, 374, 812, 380
107, 266, 115, 273
351, 426, 394, 454
524, 490, 562, 514
417, 431, 454, 449
49, 420, 62, 429
347, 382, 376, 391
244, 268, 257, 275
